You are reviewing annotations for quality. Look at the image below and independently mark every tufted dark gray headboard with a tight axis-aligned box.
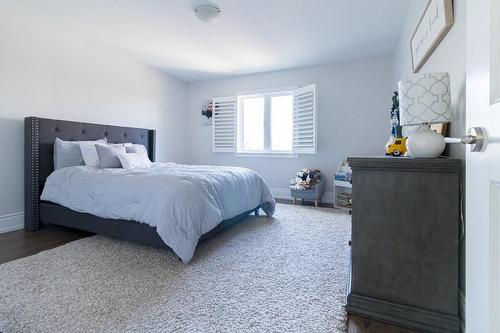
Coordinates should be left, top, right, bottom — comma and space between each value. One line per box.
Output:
24, 117, 156, 231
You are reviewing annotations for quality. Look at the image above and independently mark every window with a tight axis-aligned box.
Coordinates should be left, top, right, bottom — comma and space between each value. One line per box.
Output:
212, 84, 316, 155
237, 91, 294, 154
241, 96, 265, 151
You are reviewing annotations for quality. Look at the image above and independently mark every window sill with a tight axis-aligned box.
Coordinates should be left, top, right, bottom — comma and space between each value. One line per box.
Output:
234, 152, 299, 159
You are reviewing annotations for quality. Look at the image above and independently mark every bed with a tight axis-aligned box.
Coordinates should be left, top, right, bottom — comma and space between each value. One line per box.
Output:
25, 117, 275, 262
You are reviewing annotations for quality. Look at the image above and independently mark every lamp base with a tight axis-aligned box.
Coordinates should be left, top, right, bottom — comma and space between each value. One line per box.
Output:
406, 125, 446, 158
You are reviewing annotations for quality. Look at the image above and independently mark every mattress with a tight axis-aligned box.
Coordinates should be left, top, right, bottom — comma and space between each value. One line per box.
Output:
40, 162, 275, 263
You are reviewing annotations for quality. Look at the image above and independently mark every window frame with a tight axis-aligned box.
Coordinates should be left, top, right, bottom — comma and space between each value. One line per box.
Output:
236, 87, 296, 156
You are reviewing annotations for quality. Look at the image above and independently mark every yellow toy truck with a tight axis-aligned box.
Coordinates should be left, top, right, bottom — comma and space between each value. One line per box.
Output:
385, 137, 407, 157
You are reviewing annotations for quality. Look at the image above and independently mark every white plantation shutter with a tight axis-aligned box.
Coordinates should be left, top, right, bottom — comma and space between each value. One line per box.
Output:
293, 84, 317, 154
212, 96, 236, 152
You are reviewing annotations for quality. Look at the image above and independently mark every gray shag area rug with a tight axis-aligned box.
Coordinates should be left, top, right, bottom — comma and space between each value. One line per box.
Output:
0, 204, 350, 333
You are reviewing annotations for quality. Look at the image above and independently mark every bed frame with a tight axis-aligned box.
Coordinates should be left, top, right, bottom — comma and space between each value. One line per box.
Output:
24, 117, 259, 251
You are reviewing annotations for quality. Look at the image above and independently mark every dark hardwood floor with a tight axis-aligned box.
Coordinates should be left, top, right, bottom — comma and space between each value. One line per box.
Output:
0, 224, 93, 265
0, 209, 415, 333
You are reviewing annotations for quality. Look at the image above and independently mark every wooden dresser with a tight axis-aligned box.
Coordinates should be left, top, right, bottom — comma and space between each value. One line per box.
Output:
346, 157, 462, 333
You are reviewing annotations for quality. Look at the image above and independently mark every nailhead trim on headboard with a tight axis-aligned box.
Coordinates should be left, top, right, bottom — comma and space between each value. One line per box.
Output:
25, 117, 40, 230
32, 118, 40, 230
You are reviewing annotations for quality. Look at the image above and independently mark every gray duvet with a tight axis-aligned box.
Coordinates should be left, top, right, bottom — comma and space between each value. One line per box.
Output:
41, 162, 275, 263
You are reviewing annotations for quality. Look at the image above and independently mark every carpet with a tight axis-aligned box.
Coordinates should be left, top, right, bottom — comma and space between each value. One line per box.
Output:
0, 204, 351, 333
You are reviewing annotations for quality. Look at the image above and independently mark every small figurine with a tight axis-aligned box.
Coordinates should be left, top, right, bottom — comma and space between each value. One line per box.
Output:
390, 91, 402, 138
201, 101, 213, 119
385, 91, 407, 157
385, 137, 407, 157
289, 168, 321, 190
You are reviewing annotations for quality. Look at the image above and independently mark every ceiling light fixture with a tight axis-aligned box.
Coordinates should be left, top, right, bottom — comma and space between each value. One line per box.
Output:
193, 3, 222, 23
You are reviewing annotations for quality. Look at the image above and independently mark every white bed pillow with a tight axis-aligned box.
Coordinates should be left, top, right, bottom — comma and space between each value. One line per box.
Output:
79, 139, 107, 167
117, 153, 153, 169
55, 138, 106, 169
54, 138, 85, 170
125, 144, 148, 157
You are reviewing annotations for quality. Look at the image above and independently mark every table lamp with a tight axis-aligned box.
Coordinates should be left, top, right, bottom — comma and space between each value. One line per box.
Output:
398, 72, 452, 157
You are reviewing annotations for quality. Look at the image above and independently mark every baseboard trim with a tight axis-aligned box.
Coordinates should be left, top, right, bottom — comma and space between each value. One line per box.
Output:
271, 187, 334, 203
346, 293, 460, 333
0, 212, 24, 234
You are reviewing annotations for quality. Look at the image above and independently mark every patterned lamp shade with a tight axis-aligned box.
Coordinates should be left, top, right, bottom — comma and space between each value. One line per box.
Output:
398, 72, 452, 126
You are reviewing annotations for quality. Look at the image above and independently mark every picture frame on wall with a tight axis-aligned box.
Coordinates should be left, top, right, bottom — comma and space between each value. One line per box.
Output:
411, 0, 454, 73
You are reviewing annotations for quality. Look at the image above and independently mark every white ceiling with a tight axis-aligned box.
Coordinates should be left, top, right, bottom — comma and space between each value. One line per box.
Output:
3, 0, 410, 82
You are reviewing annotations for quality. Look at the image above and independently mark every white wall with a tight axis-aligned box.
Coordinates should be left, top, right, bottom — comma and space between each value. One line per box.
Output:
0, 12, 188, 232
393, 0, 466, 160
186, 56, 394, 201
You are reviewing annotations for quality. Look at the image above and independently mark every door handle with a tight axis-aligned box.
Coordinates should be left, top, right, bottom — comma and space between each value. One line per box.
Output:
444, 127, 486, 152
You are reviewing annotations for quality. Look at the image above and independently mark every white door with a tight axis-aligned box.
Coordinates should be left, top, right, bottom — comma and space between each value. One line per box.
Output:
466, 0, 500, 331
